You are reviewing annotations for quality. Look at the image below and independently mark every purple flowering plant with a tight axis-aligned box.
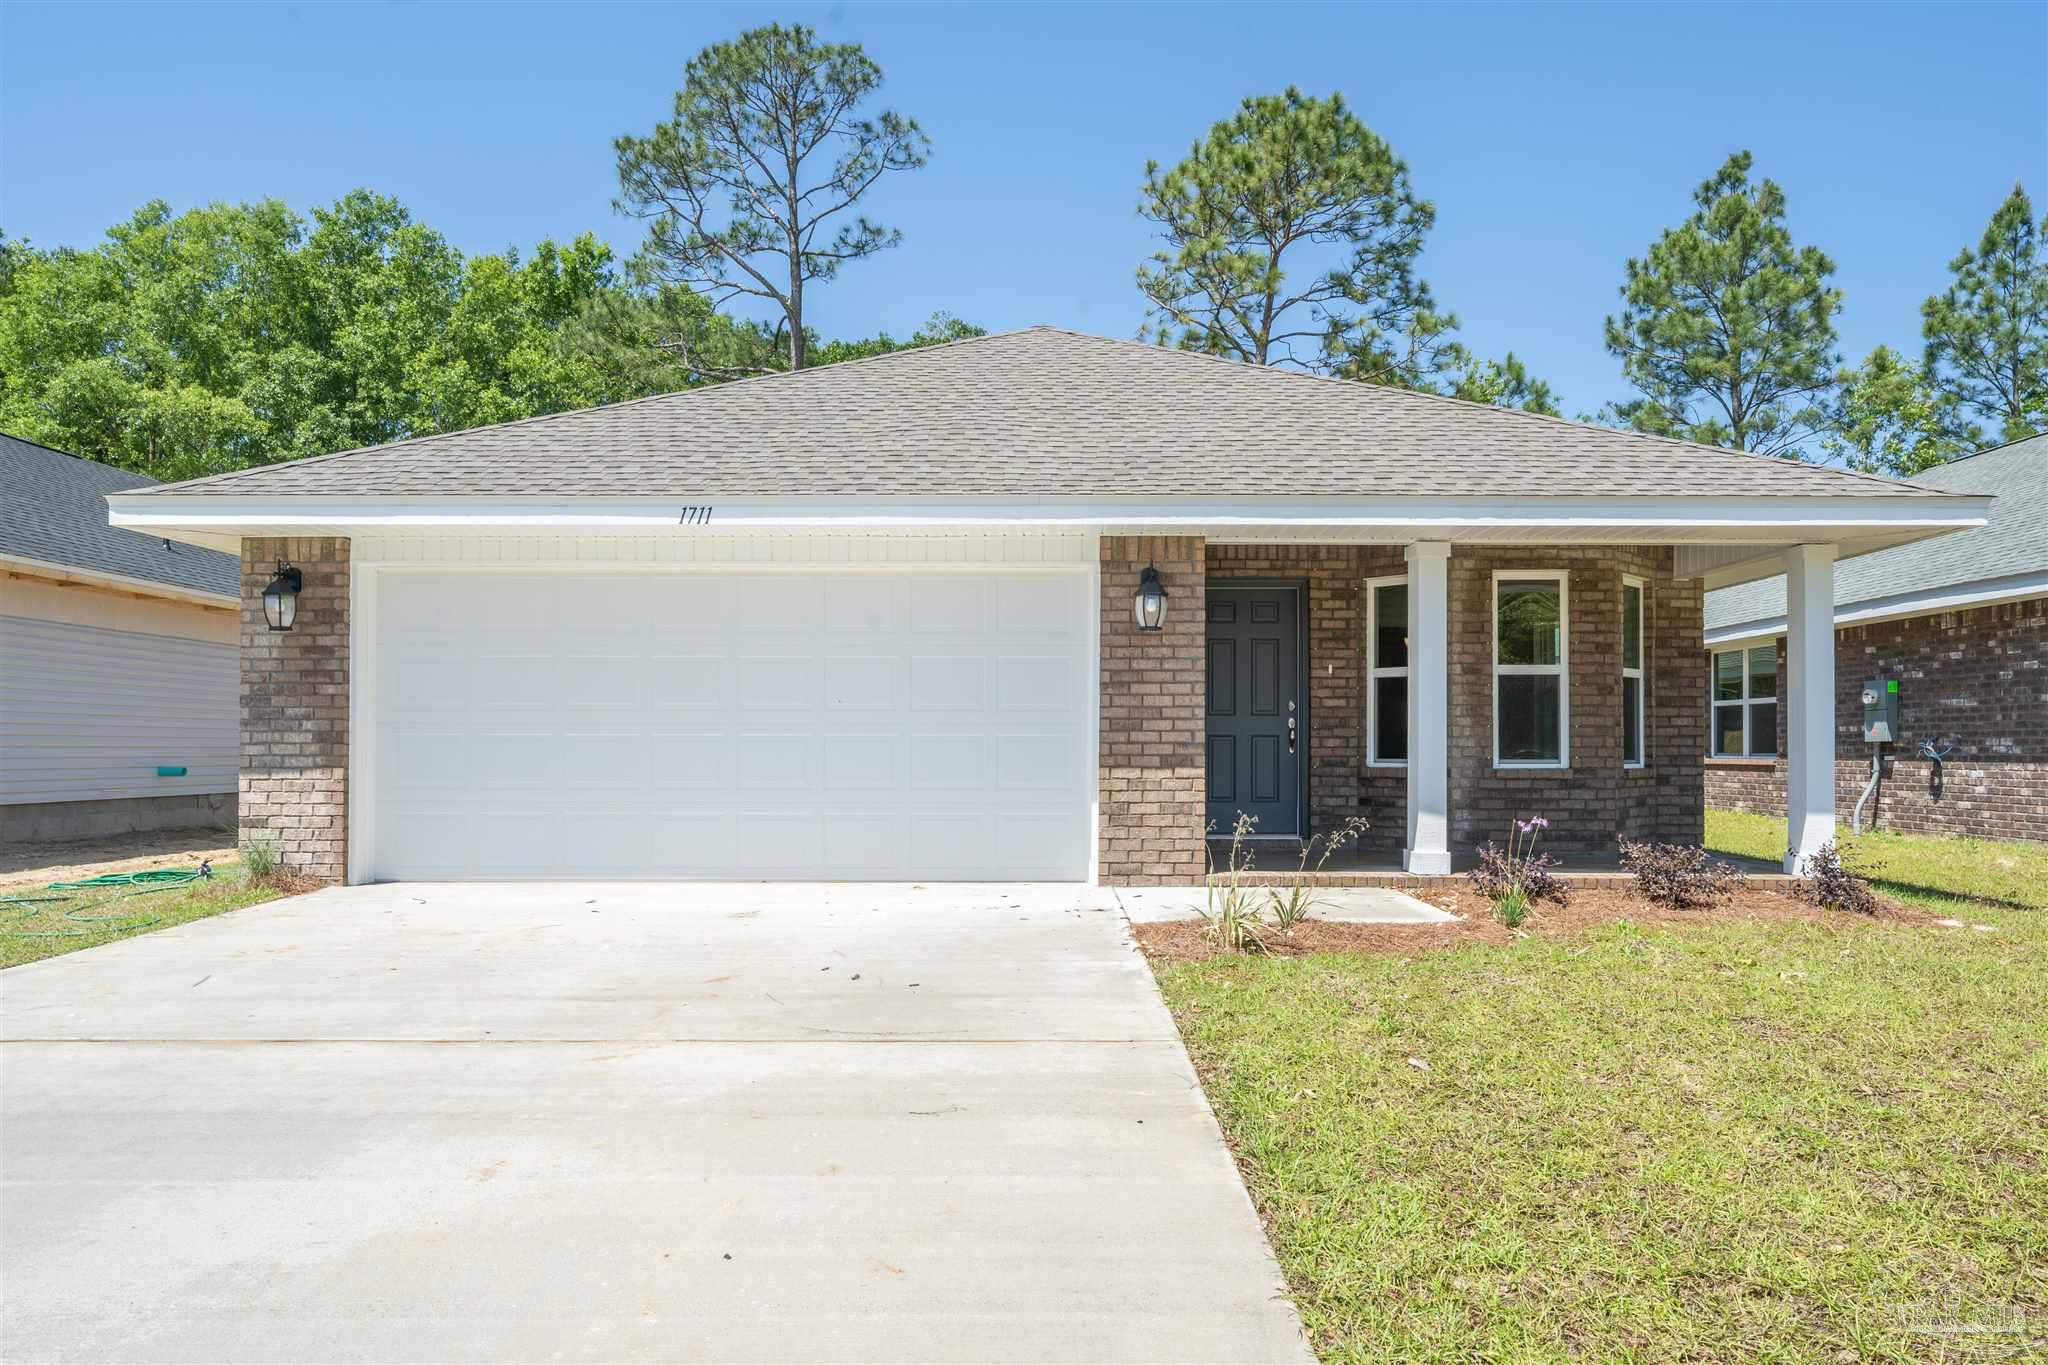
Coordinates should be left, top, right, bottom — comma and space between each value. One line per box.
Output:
1468, 815, 1566, 926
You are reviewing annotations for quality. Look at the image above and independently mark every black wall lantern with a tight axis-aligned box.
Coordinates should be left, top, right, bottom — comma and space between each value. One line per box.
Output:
262, 561, 303, 632
1133, 562, 1169, 632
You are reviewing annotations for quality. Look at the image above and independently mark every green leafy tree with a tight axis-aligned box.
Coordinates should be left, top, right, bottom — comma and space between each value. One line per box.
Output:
613, 23, 928, 375
0, 193, 635, 479
1135, 88, 1454, 383
1135, 89, 1555, 412
1824, 345, 1976, 477
1603, 151, 1842, 458
1922, 183, 2047, 442
1449, 351, 1559, 416
810, 311, 986, 366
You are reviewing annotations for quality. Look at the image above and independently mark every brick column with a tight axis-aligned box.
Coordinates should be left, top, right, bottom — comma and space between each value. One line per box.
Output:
1099, 536, 1206, 885
240, 536, 350, 882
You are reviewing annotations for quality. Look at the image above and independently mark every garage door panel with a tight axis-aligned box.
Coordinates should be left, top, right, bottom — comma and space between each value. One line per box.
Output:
370, 567, 1091, 881
823, 657, 897, 709
910, 656, 987, 710
996, 655, 1076, 710
908, 578, 986, 633
824, 579, 895, 632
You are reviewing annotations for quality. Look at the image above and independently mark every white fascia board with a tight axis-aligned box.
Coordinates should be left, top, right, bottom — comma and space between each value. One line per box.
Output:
108, 492, 1991, 540
1703, 570, 2048, 647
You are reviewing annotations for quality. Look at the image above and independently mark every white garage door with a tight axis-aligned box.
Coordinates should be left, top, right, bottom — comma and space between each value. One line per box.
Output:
365, 569, 1093, 880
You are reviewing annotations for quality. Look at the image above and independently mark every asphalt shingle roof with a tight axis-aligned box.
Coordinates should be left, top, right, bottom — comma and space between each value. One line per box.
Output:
132, 327, 1939, 502
1705, 433, 2047, 632
1, 432, 239, 598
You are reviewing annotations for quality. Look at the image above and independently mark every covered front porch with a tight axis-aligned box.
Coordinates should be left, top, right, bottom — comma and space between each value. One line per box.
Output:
1097, 535, 1851, 886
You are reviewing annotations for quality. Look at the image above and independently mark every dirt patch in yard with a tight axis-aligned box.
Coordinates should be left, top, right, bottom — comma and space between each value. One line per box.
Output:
0, 827, 237, 891
1133, 885, 1940, 962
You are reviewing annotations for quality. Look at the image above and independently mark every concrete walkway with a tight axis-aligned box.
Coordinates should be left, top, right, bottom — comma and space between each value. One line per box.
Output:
1116, 883, 1453, 924
0, 883, 1310, 1364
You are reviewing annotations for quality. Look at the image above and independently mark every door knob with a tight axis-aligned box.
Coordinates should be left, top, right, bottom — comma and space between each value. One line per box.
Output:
1287, 715, 1297, 753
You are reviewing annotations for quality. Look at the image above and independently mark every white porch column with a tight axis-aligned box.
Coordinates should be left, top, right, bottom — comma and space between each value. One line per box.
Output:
1404, 542, 1453, 875
1783, 543, 1838, 873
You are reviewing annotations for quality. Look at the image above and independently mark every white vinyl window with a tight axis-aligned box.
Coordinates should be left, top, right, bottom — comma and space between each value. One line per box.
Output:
1364, 576, 1408, 767
1711, 645, 1779, 758
1621, 576, 1646, 769
1494, 571, 1569, 768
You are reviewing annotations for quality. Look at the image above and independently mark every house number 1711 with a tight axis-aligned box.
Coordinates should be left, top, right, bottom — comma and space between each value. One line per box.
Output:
677, 505, 715, 525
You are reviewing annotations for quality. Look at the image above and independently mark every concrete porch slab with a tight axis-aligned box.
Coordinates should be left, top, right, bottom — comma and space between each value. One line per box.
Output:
1114, 884, 1454, 924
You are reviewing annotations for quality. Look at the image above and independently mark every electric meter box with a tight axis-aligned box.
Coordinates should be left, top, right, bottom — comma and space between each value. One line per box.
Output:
1860, 677, 1900, 744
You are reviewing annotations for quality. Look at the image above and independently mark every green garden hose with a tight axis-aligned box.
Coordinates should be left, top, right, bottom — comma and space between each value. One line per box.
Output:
0, 864, 211, 938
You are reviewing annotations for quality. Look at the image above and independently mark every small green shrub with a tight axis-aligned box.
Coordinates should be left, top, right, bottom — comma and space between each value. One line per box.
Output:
1469, 816, 1564, 924
1203, 812, 1268, 954
239, 833, 279, 883
1268, 817, 1369, 931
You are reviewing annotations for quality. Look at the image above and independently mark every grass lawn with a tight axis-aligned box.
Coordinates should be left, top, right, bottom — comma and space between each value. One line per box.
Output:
0, 863, 288, 969
1707, 808, 2048, 914
1156, 868, 2046, 1359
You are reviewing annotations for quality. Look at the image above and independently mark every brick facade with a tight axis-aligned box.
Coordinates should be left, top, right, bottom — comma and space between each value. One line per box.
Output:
1446, 546, 1703, 854
1096, 540, 1708, 881
1098, 537, 1208, 884
1706, 597, 2048, 843
239, 537, 350, 882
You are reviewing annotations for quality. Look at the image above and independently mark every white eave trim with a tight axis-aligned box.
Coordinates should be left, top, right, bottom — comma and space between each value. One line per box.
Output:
1704, 569, 2048, 647
108, 491, 1990, 540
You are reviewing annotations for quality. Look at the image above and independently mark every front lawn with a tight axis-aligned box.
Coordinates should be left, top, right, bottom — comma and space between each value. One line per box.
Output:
0, 863, 289, 969
1707, 808, 2048, 913
1155, 904, 2046, 1360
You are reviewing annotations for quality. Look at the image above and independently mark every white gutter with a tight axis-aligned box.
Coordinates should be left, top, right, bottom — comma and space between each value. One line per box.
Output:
1703, 569, 2048, 648
108, 492, 1990, 536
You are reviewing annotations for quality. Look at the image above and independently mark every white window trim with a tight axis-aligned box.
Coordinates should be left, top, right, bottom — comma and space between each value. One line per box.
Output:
1709, 643, 1781, 760
1364, 574, 1408, 768
1492, 569, 1571, 769
1622, 574, 1647, 770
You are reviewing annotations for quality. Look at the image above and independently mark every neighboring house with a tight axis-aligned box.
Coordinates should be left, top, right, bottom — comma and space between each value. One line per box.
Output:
105, 328, 1988, 885
1, 433, 241, 840
1704, 434, 2046, 844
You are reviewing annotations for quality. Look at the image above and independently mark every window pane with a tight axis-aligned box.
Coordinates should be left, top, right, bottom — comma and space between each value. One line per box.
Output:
1496, 580, 1561, 666
1622, 675, 1643, 765
1714, 650, 1744, 701
1713, 703, 1745, 756
1373, 584, 1408, 670
1750, 702, 1778, 758
1622, 584, 1642, 671
1373, 675, 1408, 763
1498, 673, 1562, 763
1748, 646, 1778, 699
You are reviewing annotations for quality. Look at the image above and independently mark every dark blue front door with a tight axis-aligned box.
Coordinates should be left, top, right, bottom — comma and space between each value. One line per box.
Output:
1204, 586, 1302, 838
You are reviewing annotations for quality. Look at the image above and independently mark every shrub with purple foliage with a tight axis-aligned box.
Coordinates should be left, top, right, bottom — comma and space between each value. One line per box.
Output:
1617, 837, 1744, 909
1797, 842, 1879, 915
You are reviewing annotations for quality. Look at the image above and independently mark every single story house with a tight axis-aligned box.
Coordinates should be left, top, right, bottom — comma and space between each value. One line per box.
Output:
105, 328, 1989, 885
1705, 433, 2045, 843
2, 432, 241, 840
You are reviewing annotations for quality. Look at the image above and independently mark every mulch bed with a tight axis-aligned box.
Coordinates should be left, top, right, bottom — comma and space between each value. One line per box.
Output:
1133, 884, 1937, 963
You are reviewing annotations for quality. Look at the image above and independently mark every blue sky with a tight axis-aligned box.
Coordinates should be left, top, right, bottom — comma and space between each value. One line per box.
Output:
3, 0, 2043, 419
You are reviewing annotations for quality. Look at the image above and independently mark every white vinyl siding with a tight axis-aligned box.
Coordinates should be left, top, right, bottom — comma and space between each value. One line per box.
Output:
0, 615, 237, 803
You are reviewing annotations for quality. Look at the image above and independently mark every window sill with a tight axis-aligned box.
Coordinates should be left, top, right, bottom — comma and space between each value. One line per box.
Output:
1364, 761, 1408, 770
1706, 756, 1779, 768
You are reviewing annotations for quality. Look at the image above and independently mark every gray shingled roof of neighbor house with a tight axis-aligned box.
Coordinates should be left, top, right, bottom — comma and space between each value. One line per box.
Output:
0, 432, 239, 597
1705, 433, 2048, 633
129, 327, 1944, 501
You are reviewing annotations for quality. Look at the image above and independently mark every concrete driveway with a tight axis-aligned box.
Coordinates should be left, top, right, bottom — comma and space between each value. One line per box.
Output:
1, 883, 1309, 1364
